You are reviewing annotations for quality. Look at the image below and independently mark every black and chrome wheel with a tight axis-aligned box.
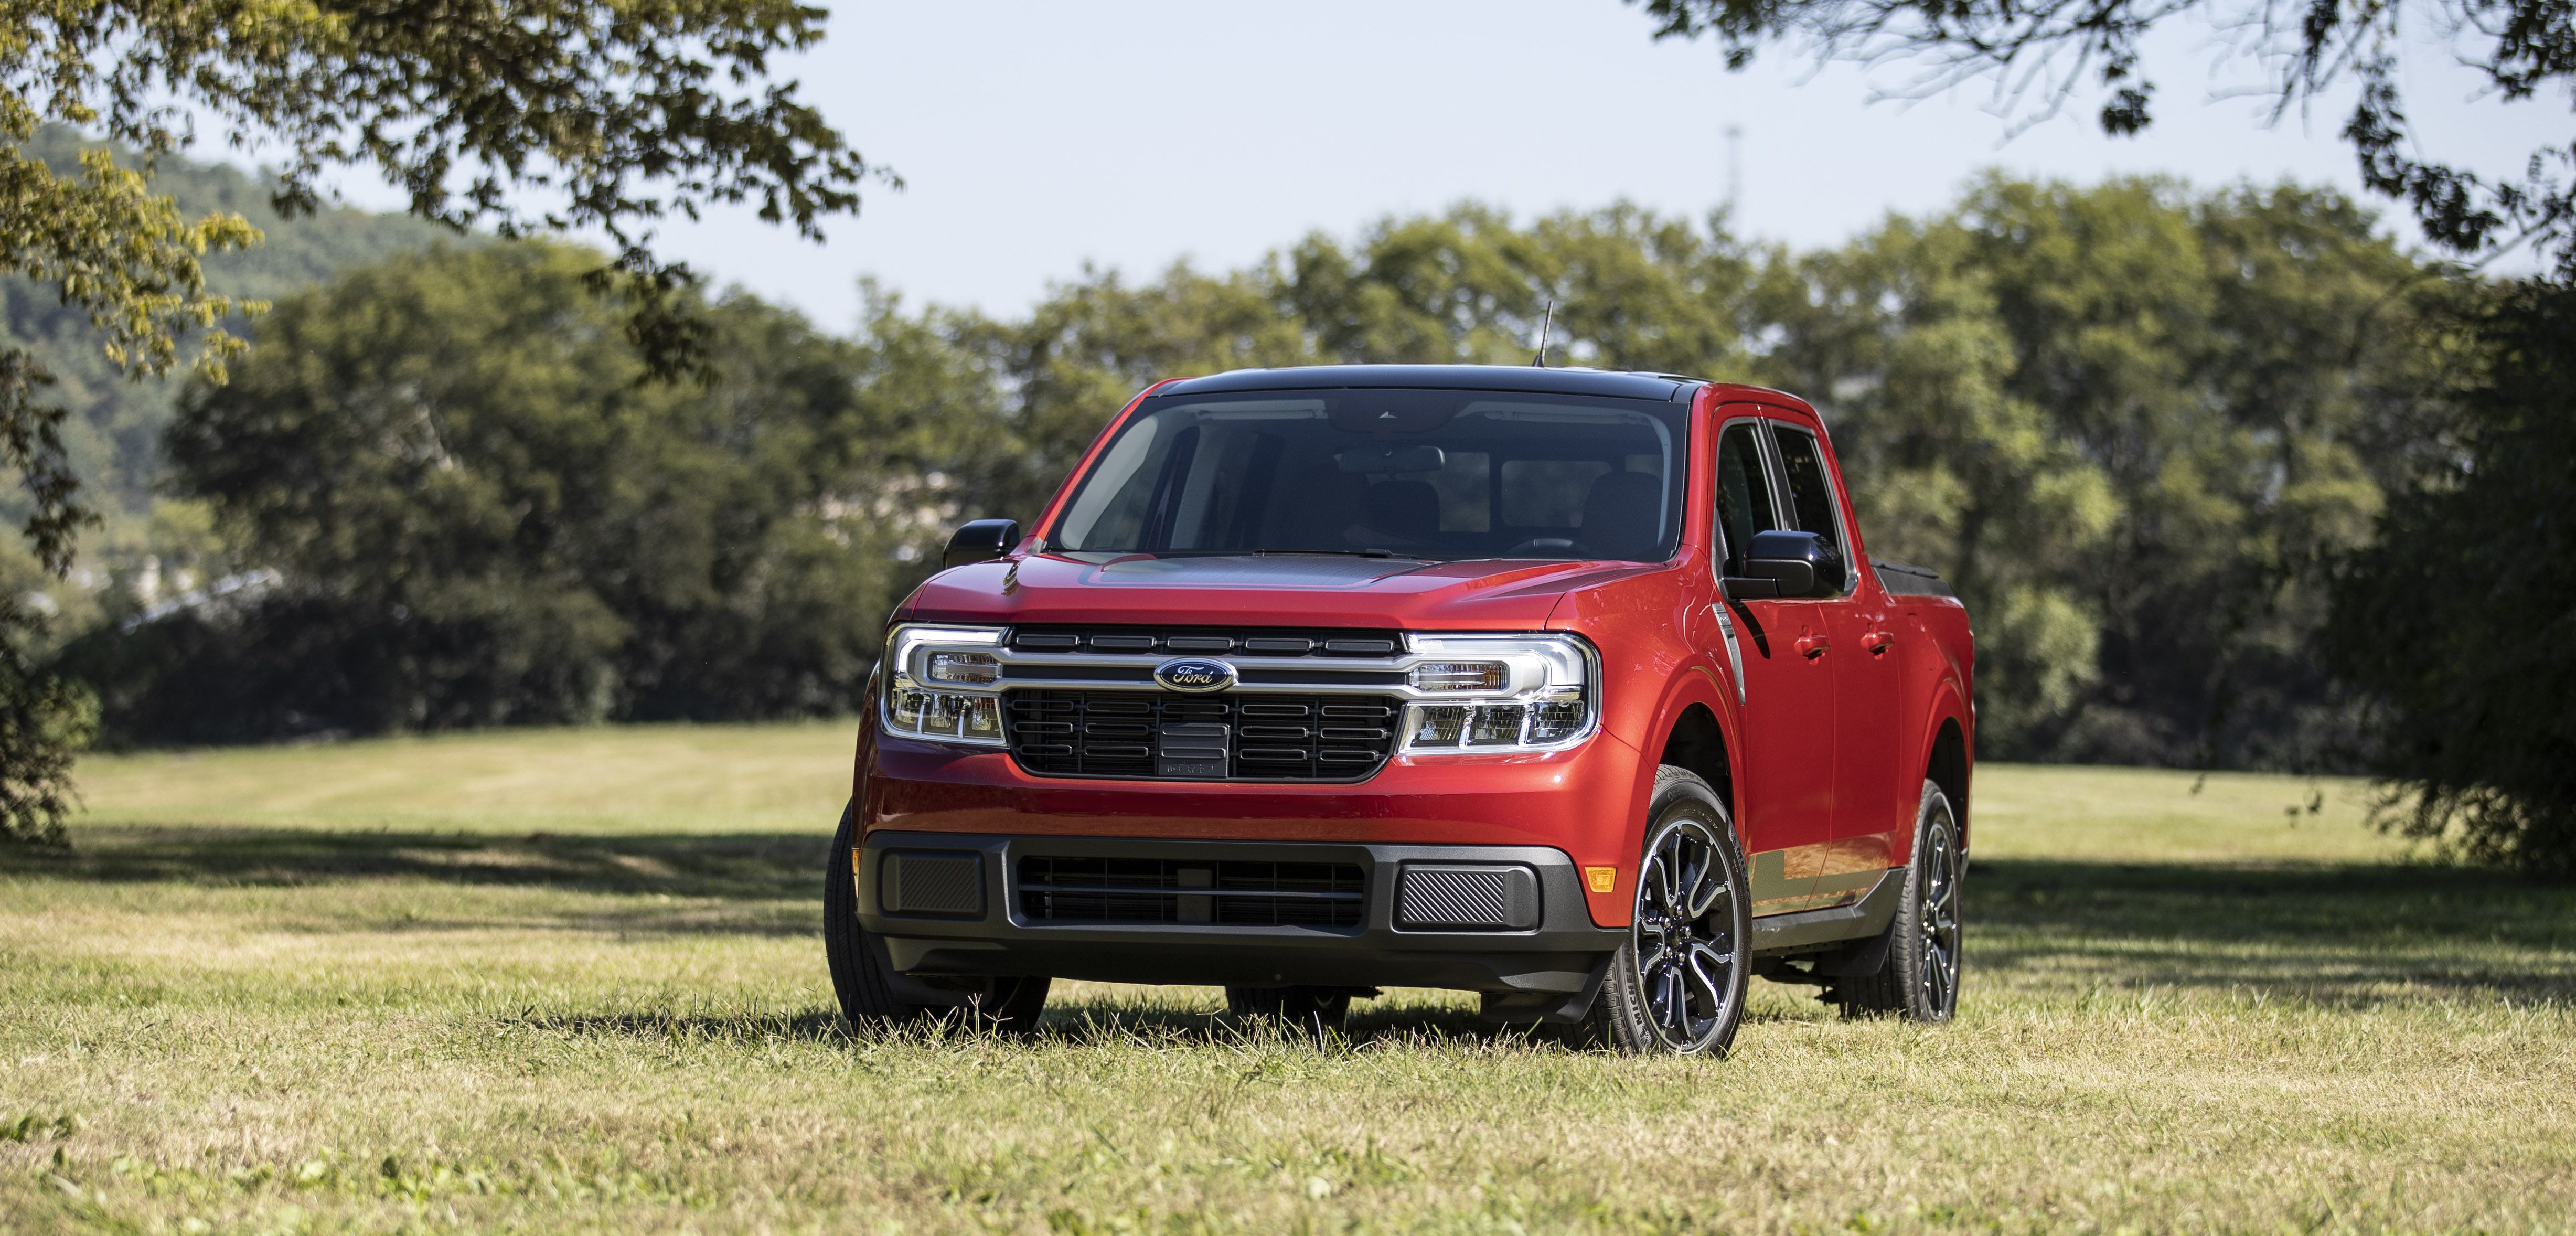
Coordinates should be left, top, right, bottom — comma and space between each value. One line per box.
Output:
1832, 780, 1964, 1022
823, 802, 1050, 1035
1584, 766, 1751, 1056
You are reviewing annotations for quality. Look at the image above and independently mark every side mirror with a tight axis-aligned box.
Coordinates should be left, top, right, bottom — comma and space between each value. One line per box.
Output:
943, 519, 1021, 568
1743, 529, 1843, 599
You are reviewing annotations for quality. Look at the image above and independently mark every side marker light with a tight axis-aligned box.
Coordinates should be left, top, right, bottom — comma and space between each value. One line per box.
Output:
1584, 866, 1617, 893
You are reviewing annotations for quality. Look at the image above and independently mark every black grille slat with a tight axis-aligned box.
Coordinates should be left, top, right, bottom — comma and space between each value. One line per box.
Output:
1004, 690, 1401, 782
1018, 857, 1365, 928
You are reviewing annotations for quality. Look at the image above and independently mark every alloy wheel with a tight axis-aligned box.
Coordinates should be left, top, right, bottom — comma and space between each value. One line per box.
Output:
1630, 816, 1743, 1050
1916, 805, 1963, 1018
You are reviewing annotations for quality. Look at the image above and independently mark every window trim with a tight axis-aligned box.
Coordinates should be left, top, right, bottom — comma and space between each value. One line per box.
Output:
1762, 418, 1857, 600
1708, 413, 1783, 576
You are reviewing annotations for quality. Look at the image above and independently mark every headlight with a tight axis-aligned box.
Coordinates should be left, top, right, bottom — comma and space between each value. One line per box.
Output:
881, 623, 1008, 746
1400, 634, 1597, 754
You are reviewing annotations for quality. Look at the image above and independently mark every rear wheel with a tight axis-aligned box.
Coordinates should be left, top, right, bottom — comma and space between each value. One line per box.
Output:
823, 803, 1049, 1034
1580, 766, 1751, 1056
1831, 780, 1963, 1021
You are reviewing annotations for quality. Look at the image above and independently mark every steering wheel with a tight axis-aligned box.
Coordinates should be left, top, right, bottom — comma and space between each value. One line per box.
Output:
1505, 537, 1589, 557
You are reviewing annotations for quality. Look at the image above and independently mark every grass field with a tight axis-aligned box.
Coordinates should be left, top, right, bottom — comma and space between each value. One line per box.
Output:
4, 723, 2572, 1233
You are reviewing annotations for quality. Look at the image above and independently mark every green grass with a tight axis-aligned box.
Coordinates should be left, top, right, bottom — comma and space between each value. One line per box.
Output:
4, 725, 2572, 1233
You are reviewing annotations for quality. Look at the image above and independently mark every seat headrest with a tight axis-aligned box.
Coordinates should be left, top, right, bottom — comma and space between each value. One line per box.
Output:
1365, 480, 1440, 541
1274, 464, 1370, 550
1580, 472, 1664, 561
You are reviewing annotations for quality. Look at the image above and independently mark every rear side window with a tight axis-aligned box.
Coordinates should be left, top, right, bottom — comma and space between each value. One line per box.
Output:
1713, 421, 1778, 576
1770, 423, 1848, 567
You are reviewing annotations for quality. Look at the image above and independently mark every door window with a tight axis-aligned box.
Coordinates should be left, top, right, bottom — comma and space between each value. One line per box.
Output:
1769, 424, 1848, 585
1713, 421, 1779, 576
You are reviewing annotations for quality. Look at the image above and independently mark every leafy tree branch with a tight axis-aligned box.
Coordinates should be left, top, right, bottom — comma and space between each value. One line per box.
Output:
1630, 0, 2576, 270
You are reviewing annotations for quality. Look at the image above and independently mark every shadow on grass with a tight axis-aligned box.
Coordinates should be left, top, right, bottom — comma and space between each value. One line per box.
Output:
509, 998, 1552, 1051
1970, 858, 2576, 1004
12, 827, 2571, 1005
3, 824, 827, 902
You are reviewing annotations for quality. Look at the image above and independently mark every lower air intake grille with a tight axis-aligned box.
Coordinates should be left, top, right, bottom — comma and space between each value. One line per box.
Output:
1017, 857, 1366, 929
1004, 691, 1400, 781
880, 849, 985, 918
1395, 864, 1540, 931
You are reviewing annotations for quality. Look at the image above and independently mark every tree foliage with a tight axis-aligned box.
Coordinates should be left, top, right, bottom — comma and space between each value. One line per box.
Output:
71, 176, 2461, 774
2322, 279, 2576, 875
1629, 0, 2576, 272
1766, 175, 2463, 760
4, 127, 453, 536
0, 1, 871, 837
948, 182, 2447, 764
69, 242, 963, 742
3, 0, 876, 378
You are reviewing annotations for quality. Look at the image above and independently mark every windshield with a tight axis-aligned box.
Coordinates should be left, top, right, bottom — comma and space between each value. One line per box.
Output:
1046, 387, 1689, 562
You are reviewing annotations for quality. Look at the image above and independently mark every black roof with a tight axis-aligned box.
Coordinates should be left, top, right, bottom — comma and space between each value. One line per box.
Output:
1153, 364, 1699, 402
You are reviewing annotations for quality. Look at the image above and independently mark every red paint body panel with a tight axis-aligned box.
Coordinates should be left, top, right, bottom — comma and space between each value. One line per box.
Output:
859, 377, 1975, 934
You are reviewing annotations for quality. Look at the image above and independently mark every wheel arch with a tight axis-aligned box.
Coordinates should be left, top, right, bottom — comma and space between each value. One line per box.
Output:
1925, 713, 1971, 851
1655, 699, 1739, 840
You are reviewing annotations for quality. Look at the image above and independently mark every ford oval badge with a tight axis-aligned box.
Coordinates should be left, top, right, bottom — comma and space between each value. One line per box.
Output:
1153, 657, 1237, 694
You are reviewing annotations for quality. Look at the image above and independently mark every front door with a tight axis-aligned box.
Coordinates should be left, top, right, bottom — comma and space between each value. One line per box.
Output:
1769, 420, 1908, 905
1710, 414, 1834, 916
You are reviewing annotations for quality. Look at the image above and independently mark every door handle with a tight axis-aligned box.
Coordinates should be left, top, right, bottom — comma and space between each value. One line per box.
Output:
1795, 633, 1830, 659
1863, 630, 1894, 656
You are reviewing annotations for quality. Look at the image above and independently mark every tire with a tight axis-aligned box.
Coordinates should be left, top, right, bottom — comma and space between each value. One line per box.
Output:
1831, 780, 1964, 1022
1224, 985, 1356, 1035
823, 802, 1050, 1035
1579, 766, 1752, 1056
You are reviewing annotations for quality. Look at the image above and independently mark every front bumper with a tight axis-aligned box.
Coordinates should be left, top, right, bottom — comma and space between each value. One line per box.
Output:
862, 724, 1653, 928
856, 830, 1624, 1007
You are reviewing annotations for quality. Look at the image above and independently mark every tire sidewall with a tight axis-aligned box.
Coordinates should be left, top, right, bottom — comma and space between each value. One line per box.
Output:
821, 801, 878, 1026
1891, 781, 1962, 1023
1597, 769, 1752, 1056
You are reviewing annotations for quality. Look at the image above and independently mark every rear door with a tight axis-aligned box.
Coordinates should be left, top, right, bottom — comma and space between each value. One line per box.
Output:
1709, 415, 1831, 916
1768, 420, 1908, 903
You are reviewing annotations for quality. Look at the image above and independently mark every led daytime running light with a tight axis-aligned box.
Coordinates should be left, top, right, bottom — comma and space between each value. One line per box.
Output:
881, 623, 1009, 747
1398, 635, 1597, 755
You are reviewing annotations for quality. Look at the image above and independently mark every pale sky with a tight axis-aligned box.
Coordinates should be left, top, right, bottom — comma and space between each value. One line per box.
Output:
303, 1, 2551, 325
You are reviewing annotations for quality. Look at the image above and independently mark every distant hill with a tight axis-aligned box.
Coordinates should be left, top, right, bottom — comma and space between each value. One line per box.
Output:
2, 126, 462, 520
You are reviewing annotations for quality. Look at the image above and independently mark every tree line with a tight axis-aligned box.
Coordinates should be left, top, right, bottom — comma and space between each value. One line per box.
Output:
59, 174, 2463, 763
3, 0, 2564, 877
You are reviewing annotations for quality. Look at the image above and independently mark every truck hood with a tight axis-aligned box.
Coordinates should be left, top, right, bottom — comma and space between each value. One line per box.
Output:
899, 552, 1660, 632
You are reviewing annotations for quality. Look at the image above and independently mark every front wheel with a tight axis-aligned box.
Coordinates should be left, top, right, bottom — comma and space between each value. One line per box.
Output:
823, 803, 1050, 1035
1580, 766, 1751, 1056
1831, 780, 1964, 1021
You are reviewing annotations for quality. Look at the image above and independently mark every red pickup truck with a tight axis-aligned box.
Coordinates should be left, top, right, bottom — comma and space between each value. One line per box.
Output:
826, 365, 1974, 1055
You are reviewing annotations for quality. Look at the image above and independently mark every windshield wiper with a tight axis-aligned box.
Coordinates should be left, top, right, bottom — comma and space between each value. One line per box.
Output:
1253, 548, 1426, 560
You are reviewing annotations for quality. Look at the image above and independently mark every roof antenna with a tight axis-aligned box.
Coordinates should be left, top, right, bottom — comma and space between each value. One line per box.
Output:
1530, 297, 1556, 367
